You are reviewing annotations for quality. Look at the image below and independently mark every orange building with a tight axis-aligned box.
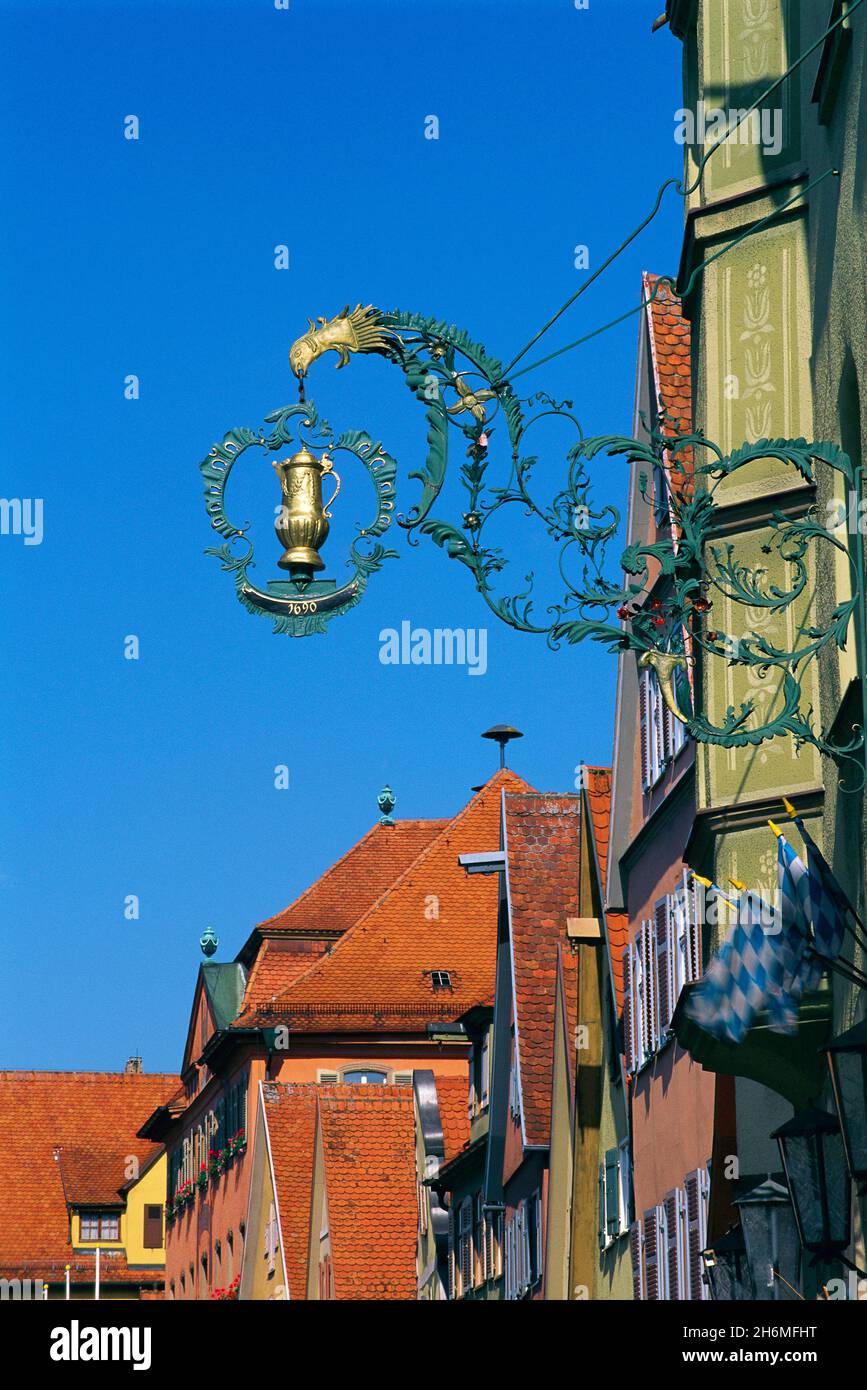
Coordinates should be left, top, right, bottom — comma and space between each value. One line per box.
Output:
140, 770, 528, 1299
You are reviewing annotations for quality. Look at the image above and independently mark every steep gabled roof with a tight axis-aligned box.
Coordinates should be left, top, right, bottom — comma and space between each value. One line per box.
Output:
0, 1071, 178, 1284
261, 1082, 319, 1301
318, 1086, 417, 1300
239, 770, 531, 1032
506, 793, 582, 1149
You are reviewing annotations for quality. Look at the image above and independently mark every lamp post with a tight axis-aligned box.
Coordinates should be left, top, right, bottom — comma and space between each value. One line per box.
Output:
823, 1019, 867, 1189
771, 1105, 856, 1268
733, 1175, 802, 1300
700, 1226, 754, 1301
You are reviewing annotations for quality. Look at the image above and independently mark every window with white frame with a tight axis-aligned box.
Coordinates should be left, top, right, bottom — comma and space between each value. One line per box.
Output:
505, 1192, 542, 1299
622, 872, 702, 1075
639, 662, 688, 790
483, 1209, 502, 1282
508, 1043, 520, 1120
598, 1145, 631, 1249
469, 1035, 491, 1118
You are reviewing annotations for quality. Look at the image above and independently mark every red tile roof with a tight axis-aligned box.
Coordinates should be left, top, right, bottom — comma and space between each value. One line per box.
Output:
261, 1082, 319, 1300
606, 910, 630, 1018
506, 793, 582, 1148
0, 1071, 178, 1285
584, 766, 613, 888
644, 272, 692, 433
240, 770, 531, 1031
254, 820, 447, 940
643, 272, 693, 502
318, 1086, 417, 1300
556, 944, 580, 1109
581, 767, 627, 1014
434, 1075, 471, 1163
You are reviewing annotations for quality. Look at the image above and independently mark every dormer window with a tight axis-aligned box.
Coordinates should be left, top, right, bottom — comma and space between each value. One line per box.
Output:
430, 970, 452, 991
80, 1211, 119, 1241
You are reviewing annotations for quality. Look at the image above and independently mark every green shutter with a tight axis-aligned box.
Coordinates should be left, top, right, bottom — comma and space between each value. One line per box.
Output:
597, 1165, 606, 1250
605, 1148, 620, 1238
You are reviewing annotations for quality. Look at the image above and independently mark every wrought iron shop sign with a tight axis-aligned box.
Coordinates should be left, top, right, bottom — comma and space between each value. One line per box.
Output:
199, 303, 862, 761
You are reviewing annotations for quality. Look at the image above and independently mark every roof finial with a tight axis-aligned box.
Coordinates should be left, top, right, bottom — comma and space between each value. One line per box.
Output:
378, 785, 396, 824
200, 925, 219, 958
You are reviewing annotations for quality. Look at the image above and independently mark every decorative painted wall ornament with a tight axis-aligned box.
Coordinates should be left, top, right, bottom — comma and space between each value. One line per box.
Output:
200, 302, 863, 763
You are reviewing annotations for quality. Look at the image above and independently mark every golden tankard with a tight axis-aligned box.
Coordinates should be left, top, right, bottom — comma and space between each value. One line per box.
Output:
272, 446, 341, 577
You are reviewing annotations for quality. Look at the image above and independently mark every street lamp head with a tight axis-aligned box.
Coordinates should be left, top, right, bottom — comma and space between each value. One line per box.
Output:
701, 1225, 754, 1301
733, 1174, 801, 1301
771, 1104, 851, 1260
823, 1018, 867, 1188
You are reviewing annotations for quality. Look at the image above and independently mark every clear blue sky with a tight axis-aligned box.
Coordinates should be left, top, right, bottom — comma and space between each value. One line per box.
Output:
0, 0, 684, 1071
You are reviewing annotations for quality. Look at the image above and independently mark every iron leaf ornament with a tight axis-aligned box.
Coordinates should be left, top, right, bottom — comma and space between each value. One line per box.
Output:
199, 304, 862, 762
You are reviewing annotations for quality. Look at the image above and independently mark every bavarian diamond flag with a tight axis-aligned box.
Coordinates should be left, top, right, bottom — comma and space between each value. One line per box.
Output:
684, 878, 806, 1044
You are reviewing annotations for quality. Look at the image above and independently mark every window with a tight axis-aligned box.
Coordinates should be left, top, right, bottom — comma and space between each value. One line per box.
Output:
505, 1194, 541, 1298
633, 1171, 709, 1301
508, 1038, 520, 1119
622, 873, 702, 1074
430, 970, 452, 991
639, 662, 688, 790
143, 1204, 163, 1249
598, 1147, 630, 1249
469, 1035, 491, 1117
458, 1198, 473, 1294
80, 1212, 119, 1241
684, 1168, 710, 1301
342, 1069, 387, 1084
483, 1209, 502, 1281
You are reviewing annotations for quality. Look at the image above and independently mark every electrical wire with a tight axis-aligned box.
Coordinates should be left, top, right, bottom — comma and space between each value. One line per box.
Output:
501, 0, 864, 379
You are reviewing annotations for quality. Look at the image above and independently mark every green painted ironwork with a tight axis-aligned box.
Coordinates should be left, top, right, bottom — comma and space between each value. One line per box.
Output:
275, 304, 863, 763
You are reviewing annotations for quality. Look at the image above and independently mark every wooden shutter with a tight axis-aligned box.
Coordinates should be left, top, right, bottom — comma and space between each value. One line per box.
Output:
651, 672, 665, 780
640, 921, 657, 1060
655, 897, 673, 1039
639, 667, 650, 788
605, 1149, 619, 1242
664, 1189, 685, 1299
630, 1220, 645, 1300
317, 1070, 339, 1085
685, 1168, 710, 1300
143, 1204, 163, 1249
644, 1205, 666, 1300
622, 944, 633, 1072
393, 1071, 413, 1085
684, 869, 703, 982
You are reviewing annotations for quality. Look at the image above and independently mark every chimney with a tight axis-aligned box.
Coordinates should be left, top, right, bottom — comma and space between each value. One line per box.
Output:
124, 1056, 143, 1074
